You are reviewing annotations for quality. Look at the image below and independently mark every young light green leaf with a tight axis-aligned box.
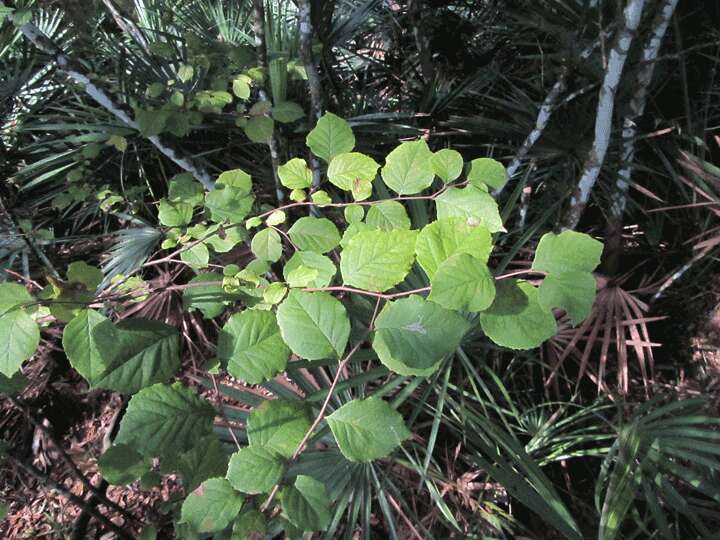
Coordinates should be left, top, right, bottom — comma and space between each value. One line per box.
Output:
479, 280, 557, 350
180, 242, 210, 269
538, 271, 597, 326
180, 478, 244, 533
429, 253, 496, 312
340, 229, 417, 292
327, 152, 379, 191
435, 185, 505, 233
276, 290, 350, 360
205, 186, 254, 223
115, 382, 215, 458
247, 400, 312, 458
286, 266, 320, 288
467, 158, 507, 190
283, 251, 336, 288
226, 446, 283, 494
381, 139, 434, 195
98, 444, 150, 485
251, 228, 283, 262
311, 190, 332, 205
326, 397, 410, 463
278, 158, 313, 190
263, 282, 287, 304
372, 295, 470, 375
232, 77, 251, 99
62, 309, 110, 382
415, 216, 493, 279
158, 199, 193, 227
431, 149, 464, 183
0, 309, 39, 377
306, 112, 355, 162
532, 231, 603, 274
344, 204, 365, 224
178, 64, 194, 83
365, 200, 411, 230
287, 217, 340, 253
66, 261, 103, 290
217, 169, 252, 193
281, 475, 331, 532
91, 318, 181, 394
218, 310, 290, 384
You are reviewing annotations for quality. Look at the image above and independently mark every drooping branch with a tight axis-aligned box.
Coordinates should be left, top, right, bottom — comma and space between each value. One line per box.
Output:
16, 20, 215, 191
252, 0, 284, 202
562, 0, 646, 230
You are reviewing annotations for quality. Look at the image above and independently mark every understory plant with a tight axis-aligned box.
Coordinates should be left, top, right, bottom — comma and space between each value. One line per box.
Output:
0, 113, 605, 538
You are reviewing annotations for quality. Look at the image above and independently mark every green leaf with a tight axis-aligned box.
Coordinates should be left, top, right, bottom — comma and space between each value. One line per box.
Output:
266, 210, 286, 227
178, 64, 195, 83
435, 185, 505, 233
365, 200, 411, 231
372, 295, 470, 374
272, 101, 305, 123
381, 139, 434, 195
311, 190, 332, 205
286, 266, 319, 288
281, 475, 331, 532
183, 273, 237, 319
287, 217, 340, 254
98, 444, 150, 485
251, 228, 283, 262
180, 242, 210, 269
263, 282, 287, 304
217, 169, 252, 193
327, 152, 379, 191
247, 400, 312, 458
159, 199, 193, 227
232, 510, 266, 540
538, 271, 597, 326
340, 229, 417, 292
467, 158, 507, 190
0, 371, 27, 396
244, 116, 274, 143
532, 231, 603, 274
177, 436, 229, 492
66, 261, 103, 290
219, 310, 290, 384
276, 291, 350, 360
181, 478, 244, 533
479, 280, 557, 350
278, 158, 313, 190
168, 173, 204, 207
344, 204, 364, 224
205, 226, 247, 253
415, 217, 493, 279
226, 446, 283, 494
327, 397, 410, 463
91, 319, 181, 394
429, 254, 496, 312
232, 77, 251, 99
146, 82, 165, 99
0, 309, 39, 377
116, 382, 215, 459
63, 309, 110, 382
135, 108, 168, 136
205, 186, 254, 223
283, 252, 336, 288
431, 149, 464, 183
0, 283, 33, 315
289, 188, 306, 202
306, 112, 355, 163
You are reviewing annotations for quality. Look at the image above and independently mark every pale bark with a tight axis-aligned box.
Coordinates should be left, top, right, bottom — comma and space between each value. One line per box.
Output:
18, 21, 215, 190
562, 0, 646, 230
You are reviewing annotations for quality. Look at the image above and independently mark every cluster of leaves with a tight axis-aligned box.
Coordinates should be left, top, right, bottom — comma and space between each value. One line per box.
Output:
0, 113, 604, 537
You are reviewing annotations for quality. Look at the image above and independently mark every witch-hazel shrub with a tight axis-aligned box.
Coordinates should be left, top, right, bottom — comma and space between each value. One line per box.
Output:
0, 112, 602, 538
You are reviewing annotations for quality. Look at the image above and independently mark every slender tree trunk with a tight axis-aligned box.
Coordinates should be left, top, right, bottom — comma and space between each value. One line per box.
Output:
252, 0, 284, 203
297, 0, 324, 189
16, 21, 215, 190
562, 0, 646, 230
605, 0, 680, 273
